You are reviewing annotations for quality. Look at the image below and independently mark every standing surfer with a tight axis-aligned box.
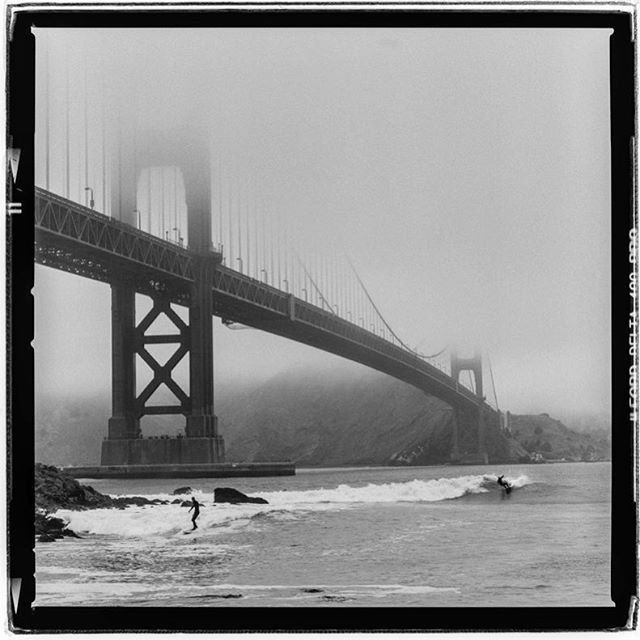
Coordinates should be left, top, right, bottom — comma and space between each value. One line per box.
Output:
188, 497, 201, 530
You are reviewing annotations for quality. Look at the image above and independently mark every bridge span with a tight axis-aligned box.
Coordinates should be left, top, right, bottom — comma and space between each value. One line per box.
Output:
35, 186, 493, 466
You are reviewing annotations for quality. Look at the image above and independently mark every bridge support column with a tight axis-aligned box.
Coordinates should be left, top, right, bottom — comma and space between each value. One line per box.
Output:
184, 255, 225, 460
451, 349, 488, 464
107, 285, 140, 439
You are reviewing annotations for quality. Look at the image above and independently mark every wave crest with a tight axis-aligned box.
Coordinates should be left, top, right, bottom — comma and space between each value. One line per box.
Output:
53, 474, 531, 538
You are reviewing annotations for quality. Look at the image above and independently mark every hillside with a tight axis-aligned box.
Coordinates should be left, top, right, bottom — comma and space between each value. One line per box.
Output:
35, 368, 609, 467
508, 413, 610, 462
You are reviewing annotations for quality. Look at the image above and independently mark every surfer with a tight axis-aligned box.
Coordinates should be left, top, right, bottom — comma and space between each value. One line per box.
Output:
188, 497, 201, 530
497, 475, 512, 495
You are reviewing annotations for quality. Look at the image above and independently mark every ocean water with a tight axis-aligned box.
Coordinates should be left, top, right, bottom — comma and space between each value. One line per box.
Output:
35, 462, 612, 607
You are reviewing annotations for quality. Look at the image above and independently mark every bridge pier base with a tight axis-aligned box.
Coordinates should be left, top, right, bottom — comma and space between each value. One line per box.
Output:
101, 436, 225, 466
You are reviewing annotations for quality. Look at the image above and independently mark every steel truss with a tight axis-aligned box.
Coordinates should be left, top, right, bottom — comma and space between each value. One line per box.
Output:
34, 188, 491, 419
35, 187, 196, 279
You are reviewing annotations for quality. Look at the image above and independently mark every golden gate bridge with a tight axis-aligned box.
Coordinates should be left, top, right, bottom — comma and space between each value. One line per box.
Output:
30, 29, 507, 471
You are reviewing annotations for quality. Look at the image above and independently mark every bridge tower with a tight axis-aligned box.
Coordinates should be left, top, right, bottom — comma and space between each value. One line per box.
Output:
450, 349, 488, 464
102, 125, 225, 466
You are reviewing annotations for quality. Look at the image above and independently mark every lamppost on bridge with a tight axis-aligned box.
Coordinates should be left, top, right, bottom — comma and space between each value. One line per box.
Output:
134, 209, 141, 229
261, 268, 268, 284
84, 186, 94, 210
301, 288, 308, 302
237, 257, 244, 273
359, 317, 364, 327
282, 278, 289, 292
172, 227, 180, 243
334, 304, 339, 316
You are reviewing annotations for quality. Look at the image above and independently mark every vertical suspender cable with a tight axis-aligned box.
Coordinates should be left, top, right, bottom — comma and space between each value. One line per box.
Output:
147, 163, 152, 234
269, 214, 275, 284
253, 200, 258, 279
147, 157, 153, 233
218, 156, 223, 252
43, 31, 49, 190
116, 112, 122, 220
161, 168, 165, 239
84, 64, 89, 205
101, 79, 106, 214
132, 125, 138, 225
276, 211, 281, 288
284, 226, 289, 291
237, 182, 243, 272
245, 198, 250, 278
262, 205, 267, 277
227, 178, 233, 267
65, 62, 70, 198
174, 166, 178, 239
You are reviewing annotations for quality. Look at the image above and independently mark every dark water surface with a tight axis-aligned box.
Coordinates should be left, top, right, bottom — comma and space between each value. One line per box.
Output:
35, 462, 612, 607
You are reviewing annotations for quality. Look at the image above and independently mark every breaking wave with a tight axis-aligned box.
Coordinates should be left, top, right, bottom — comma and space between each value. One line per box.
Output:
53, 474, 530, 538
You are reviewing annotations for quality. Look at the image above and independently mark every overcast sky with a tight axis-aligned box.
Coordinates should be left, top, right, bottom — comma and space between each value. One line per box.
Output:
33, 27, 612, 423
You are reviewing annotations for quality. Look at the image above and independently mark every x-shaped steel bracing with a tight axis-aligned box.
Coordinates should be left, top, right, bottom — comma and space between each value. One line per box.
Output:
134, 298, 190, 419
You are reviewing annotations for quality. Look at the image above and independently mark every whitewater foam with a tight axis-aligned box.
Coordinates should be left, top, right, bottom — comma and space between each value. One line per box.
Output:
53, 474, 531, 538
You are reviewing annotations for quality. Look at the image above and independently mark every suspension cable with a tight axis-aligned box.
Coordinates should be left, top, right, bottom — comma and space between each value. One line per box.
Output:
293, 251, 336, 314
487, 353, 499, 412
345, 255, 447, 359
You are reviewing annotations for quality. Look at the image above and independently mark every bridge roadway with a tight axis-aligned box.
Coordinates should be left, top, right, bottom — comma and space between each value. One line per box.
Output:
34, 187, 492, 416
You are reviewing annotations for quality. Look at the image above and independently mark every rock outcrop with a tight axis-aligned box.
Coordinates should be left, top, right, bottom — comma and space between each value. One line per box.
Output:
35, 463, 169, 511
214, 488, 268, 504
36, 463, 114, 511
35, 511, 81, 542
35, 464, 173, 542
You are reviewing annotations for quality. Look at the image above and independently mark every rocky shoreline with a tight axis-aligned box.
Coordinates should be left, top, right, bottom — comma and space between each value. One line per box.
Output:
35, 464, 269, 542
35, 463, 169, 542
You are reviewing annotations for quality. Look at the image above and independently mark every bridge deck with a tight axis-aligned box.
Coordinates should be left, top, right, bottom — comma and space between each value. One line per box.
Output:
34, 188, 490, 414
